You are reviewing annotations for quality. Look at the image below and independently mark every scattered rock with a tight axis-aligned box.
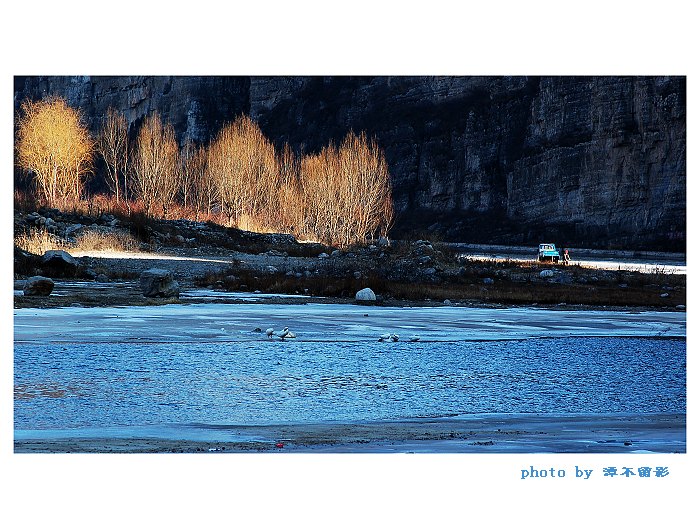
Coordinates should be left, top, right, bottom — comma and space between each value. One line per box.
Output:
64, 223, 84, 237
355, 287, 377, 302
41, 250, 78, 277
95, 273, 110, 282
539, 269, 554, 278
377, 236, 390, 248
483, 277, 494, 285
139, 268, 180, 298
23, 276, 54, 296
318, 252, 329, 259
660, 292, 669, 298
353, 271, 362, 280
443, 299, 452, 305
412, 241, 434, 257
676, 304, 686, 310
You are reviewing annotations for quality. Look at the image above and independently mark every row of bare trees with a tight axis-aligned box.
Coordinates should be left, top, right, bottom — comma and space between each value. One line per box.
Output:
16, 97, 394, 246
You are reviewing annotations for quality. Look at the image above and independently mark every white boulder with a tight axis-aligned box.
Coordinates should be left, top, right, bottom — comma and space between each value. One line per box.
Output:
355, 287, 376, 301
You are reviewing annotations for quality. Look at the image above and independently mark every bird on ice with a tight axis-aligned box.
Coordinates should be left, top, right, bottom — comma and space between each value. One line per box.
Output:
409, 335, 420, 342
277, 327, 290, 340
266, 328, 275, 338
390, 334, 399, 342
378, 333, 391, 342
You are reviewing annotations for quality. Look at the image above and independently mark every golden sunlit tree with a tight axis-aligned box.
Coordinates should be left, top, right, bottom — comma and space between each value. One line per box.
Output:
131, 112, 180, 218
337, 131, 394, 242
273, 143, 304, 234
96, 108, 129, 205
16, 96, 94, 208
207, 115, 278, 228
181, 141, 217, 220
300, 131, 393, 246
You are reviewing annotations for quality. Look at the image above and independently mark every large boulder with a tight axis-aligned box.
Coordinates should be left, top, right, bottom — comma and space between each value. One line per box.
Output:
41, 250, 78, 277
23, 276, 54, 296
355, 287, 376, 302
139, 268, 180, 298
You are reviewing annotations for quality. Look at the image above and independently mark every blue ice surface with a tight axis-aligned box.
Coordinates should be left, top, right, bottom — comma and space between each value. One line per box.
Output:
14, 336, 686, 433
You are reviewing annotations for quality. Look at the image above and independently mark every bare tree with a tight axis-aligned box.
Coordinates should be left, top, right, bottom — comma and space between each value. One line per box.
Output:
16, 97, 94, 208
96, 108, 129, 204
130, 112, 180, 218
274, 143, 303, 234
299, 131, 393, 246
181, 141, 216, 220
207, 115, 278, 228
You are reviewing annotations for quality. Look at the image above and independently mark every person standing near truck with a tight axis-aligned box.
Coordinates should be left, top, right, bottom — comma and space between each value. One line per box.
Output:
563, 248, 571, 265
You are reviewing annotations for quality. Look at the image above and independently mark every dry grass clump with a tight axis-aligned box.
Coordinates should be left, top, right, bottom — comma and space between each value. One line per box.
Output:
15, 227, 137, 255
72, 229, 138, 253
15, 228, 67, 255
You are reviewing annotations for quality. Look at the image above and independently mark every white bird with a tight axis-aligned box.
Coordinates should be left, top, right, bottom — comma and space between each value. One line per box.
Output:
390, 334, 399, 342
277, 327, 290, 340
409, 335, 420, 342
286, 331, 297, 339
266, 328, 274, 338
378, 333, 391, 342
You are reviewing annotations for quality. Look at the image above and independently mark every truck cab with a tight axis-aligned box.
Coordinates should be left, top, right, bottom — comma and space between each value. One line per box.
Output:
538, 243, 560, 263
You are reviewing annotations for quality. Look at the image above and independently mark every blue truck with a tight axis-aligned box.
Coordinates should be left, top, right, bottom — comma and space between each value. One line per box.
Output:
538, 243, 561, 263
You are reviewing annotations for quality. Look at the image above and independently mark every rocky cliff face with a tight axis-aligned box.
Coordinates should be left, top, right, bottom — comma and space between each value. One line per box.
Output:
14, 75, 686, 251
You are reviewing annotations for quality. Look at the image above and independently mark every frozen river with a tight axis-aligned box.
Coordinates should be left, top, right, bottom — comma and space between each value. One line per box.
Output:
14, 302, 686, 452
14, 302, 685, 343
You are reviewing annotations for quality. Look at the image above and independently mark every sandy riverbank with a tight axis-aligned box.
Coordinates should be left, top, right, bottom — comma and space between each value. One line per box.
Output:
14, 413, 685, 453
